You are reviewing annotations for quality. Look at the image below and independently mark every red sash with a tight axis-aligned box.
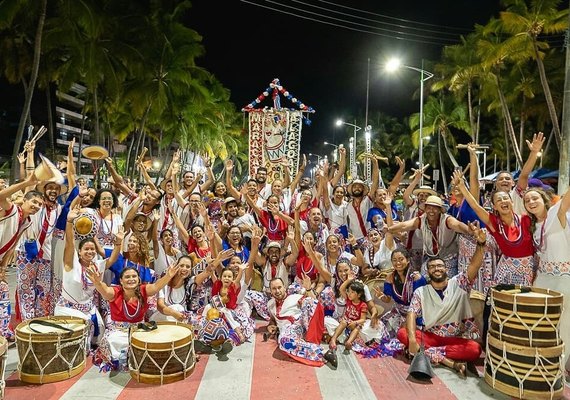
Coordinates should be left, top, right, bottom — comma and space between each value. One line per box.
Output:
0, 206, 27, 257
352, 201, 367, 236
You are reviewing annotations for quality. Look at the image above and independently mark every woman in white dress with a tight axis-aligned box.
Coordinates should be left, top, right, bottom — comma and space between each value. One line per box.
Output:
524, 187, 570, 374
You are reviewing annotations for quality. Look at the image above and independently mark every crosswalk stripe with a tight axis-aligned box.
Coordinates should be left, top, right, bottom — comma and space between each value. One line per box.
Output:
116, 352, 210, 400
250, 328, 323, 400
315, 348, 377, 400
60, 365, 131, 400
356, 353, 457, 400
194, 334, 256, 400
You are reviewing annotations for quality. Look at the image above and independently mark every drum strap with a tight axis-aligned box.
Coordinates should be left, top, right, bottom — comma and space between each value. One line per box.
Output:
136, 321, 157, 332
29, 319, 74, 335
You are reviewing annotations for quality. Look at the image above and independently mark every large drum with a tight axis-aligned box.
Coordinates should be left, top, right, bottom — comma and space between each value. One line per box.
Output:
489, 286, 563, 347
484, 335, 564, 399
129, 321, 195, 385
16, 316, 88, 384
0, 337, 7, 400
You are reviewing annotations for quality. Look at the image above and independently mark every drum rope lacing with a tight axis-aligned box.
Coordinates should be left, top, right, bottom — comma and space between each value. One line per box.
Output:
18, 321, 88, 383
490, 290, 560, 347
485, 338, 563, 399
128, 324, 196, 385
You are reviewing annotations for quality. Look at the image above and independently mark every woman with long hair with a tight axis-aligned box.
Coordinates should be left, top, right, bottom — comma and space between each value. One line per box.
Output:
87, 263, 180, 371
374, 248, 427, 337
524, 186, 570, 372
453, 170, 535, 286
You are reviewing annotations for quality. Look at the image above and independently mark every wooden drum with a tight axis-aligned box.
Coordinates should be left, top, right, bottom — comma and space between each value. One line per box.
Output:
484, 335, 564, 399
129, 321, 195, 385
0, 337, 7, 399
16, 316, 88, 384
489, 286, 563, 347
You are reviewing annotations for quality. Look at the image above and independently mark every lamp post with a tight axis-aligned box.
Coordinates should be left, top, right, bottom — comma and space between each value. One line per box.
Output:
323, 141, 339, 162
386, 58, 434, 184
336, 119, 361, 180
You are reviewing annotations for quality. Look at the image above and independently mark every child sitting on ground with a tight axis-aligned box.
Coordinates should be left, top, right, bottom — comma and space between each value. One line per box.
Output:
329, 274, 368, 351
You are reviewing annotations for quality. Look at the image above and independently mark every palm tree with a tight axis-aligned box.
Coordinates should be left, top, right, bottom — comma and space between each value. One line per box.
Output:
497, 0, 568, 146
0, 0, 48, 181
410, 94, 471, 193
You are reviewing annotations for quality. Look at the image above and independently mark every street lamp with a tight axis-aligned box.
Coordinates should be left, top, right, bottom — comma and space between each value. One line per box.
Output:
323, 141, 339, 162
336, 119, 361, 180
386, 58, 434, 184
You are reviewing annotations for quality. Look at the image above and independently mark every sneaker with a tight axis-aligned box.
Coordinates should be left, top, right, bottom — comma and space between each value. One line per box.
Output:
324, 350, 338, 369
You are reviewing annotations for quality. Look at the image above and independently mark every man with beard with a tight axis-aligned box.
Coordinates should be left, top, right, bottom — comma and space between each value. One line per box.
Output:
245, 236, 298, 320
345, 155, 380, 240
0, 175, 44, 338
389, 196, 470, 276
397, 223, 486, 377
16, 175, 67, 320
266, 277, 337, 368
299, 207, 330, 251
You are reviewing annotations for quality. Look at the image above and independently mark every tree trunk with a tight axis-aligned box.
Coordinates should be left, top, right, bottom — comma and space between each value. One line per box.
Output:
475, 95, 481, 144
438, 131, 448, 194
518, 97, 526, 159
10, 0, 48, 181
496, 75, 523, 167
125, 132, 135, 178
45, 85, 55, 159
467, 82, 476, 140
93, 87, 100, 145
77, 94, 88, 175
533, 39, 561, 148
504, 120, 511, 172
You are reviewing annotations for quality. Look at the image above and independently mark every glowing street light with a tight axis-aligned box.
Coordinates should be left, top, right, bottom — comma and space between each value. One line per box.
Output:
336, 119, 362, 180
386, 57, 434, 184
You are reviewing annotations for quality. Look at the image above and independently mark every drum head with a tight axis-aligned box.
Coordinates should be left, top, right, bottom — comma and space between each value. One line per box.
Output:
132, 324, 191, 343
18, 320, 85, 335
516, 292, 552, 298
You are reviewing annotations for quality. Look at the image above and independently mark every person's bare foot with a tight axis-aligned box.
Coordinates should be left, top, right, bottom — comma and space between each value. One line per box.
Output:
329, 339, 337, 351
453, 361, 467, 378
344, 341, 352, 351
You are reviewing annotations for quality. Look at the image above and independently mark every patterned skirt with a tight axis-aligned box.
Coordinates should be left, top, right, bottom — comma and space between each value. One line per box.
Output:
457, 232, 498, 296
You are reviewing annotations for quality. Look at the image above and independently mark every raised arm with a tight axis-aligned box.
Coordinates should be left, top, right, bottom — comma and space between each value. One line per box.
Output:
517, 132, 545, 191
466, 144, 480, 199
467, 222, 486, 281
136, 158, 158, 192
199, 156, 214, 193
289, 154, 307, 194
445, 215, 471, 235
85, 264, 115, 301
368, 155, 380, 198
63, 205, 81, 273
0, 174, 38, 212
387, 156, 405, 196
224, 159, 241, 199
557, 186, 570, 228
105, 158, 134, 197
403, 166, 427, 207
146, 263, 181, 297
452, 169, 491, 228
387, 217, 420, 234
65, 138, 76, 192
330, 147, 346, 187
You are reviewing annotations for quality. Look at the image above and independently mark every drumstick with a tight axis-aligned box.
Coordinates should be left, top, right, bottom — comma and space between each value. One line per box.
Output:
136, 147, 148, 163
30, 126, 47, 143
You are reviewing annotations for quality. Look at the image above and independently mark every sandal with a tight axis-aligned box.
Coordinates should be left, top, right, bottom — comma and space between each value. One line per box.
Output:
453, 361, 467, 378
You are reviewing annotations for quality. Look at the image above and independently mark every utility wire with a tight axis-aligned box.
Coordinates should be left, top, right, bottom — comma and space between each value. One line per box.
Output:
289, 0, 462, 37
241, 0, 460, 46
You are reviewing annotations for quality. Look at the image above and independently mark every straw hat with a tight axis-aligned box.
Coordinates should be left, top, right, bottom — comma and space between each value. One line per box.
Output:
81, 145, 109, 160
347, 179, 369, 196
223, 197, 238, 208
266, 241, 282, 250
412, 185, 437, 197
424, 195, 446, 211
35, 155, 67, 194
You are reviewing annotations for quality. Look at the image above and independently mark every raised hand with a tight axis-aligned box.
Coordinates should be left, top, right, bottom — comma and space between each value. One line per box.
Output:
395, 156, 405, 169
17, 152, 27, 164
172, 149, 181, 163
466, 142, 478, 156
383, 192, 393, 206
347, 233, 357, 246
526, 132, 545, 153
219, 248, 235, 262
469, 221, 486, 243
85, 264, 102, 284
167, 262, 181, 278
152, 209, 161, 221
451, 169, 465, 188
114, 226, 126, 244
301, 272, 312, 290
225, 159, 234, 171
67, 204, 82, 222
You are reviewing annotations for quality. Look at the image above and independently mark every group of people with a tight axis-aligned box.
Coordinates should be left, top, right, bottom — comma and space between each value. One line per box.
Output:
0, 131, 568, 381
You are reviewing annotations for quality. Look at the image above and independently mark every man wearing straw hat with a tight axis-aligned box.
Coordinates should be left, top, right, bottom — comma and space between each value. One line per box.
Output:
0, 174, 44, 338
345, 154, 380, 240
389, 195, 471, 277
15, 169, 68, 321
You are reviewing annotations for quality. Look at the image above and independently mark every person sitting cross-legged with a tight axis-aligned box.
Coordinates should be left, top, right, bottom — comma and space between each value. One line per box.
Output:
397, 222, 486, 377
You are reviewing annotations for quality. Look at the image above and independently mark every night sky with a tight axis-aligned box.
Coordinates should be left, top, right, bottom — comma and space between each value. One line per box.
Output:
186, 0, 502, 155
